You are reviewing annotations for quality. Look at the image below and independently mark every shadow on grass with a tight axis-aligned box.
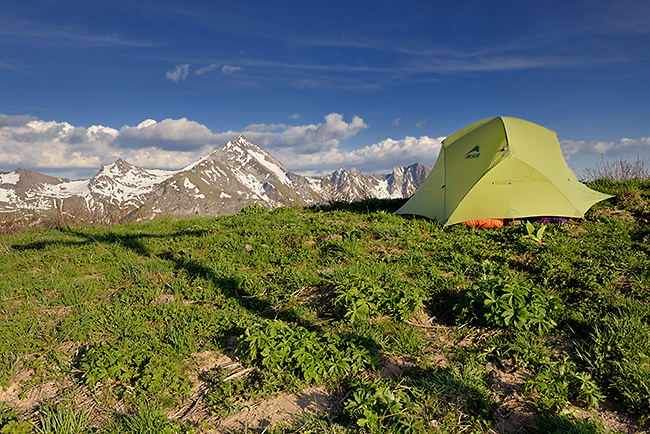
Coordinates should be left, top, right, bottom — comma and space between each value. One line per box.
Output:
409, 365, 497, 422
524, 413, 605, 434
14, 225, 337, 331
427, 288, 463, 326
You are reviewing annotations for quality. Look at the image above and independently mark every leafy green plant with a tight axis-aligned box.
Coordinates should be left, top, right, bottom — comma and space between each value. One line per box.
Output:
524, 356, 604, 410
0, 403, 32, 434
79, 339, 189, 401
343, 378, 426, 434
333, 275, 378, 323
239, 320, 379, 384
455, 278, 558, 334
522, 221, 547, 243
333, 273, 424, 323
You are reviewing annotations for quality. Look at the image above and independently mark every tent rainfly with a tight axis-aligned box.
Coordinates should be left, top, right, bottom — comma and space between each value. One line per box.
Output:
395, 117, 612, 226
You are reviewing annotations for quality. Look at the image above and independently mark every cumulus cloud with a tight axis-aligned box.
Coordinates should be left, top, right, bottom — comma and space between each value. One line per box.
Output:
276, 135, 444, 174
241, 113, 368, 153
560, 136, 650, 176
166, 64, 190, 82
117, 118, 217, 151
0, 114, 35, 127
0, 116, 223, 177
561, 136, 650, 159
0, 119, 116, 173
0, 113, 370, 177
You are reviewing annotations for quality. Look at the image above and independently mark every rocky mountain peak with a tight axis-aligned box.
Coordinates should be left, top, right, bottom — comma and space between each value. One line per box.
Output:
97, 158, 134, 176
220, 135, 261, 155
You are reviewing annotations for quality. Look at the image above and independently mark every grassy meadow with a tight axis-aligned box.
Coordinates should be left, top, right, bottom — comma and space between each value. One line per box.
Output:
1, 177, 649, 433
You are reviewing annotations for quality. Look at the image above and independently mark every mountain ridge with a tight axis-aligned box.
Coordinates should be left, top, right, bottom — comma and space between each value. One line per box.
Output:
0, 136, 430, 221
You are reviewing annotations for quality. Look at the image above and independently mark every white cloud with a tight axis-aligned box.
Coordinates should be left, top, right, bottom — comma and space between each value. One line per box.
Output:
561, 136, 650, 159
276, 135, 444, 174
195, 64, 220, 75
0, 116, 221, 176
221, 65, 242, 74
415, 119, 427, 128
241, 113, 368, 153
560, 136, 650, 176
0, 114, 35, 127
0, 113, 369, 177
291, 114, 301, 119
0, 119, 117, 173
166, 64, 190, 82
391, 117, 401, 126
117, 118, 217, 150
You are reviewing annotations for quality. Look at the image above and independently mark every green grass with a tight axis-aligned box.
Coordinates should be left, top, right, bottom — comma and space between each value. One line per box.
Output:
0, 182, 649, 433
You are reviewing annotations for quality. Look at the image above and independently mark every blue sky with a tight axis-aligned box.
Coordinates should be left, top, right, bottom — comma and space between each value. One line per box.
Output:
1, 0, 649, 179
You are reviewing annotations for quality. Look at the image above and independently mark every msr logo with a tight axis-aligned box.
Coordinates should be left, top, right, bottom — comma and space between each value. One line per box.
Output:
464, 145, 480, 159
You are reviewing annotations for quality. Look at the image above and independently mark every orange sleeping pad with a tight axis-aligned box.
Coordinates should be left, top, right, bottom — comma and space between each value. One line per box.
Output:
461, 219, 504, 229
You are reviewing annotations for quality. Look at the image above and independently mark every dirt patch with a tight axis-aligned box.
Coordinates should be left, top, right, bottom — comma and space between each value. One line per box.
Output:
192, 351, 235, 373
0, 363, 73, 415
487, 360, 535, 433
486, 359, 648, 434
378, 353, 417, 379
296, 284, 337, 318
167, 351, 334, 432
593, 209, 635, 220
366, 244, 403, 259
573, 402, 648, 434
211, 386, 331, 433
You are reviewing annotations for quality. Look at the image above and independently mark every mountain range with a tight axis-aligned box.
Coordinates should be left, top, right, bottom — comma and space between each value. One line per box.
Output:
0, 136, 430, 221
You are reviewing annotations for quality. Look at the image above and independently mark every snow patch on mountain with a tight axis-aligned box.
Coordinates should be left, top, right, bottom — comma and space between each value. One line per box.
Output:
0, 171, 20, 185
248, 149, 291, 185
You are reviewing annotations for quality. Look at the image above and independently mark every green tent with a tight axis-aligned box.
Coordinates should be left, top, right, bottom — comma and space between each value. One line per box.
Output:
396, 117, 612, 226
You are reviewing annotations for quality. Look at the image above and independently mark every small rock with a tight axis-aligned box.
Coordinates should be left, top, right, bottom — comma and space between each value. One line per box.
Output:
151, 294, 175, 304
318, 234, 343, 242
570, 227, 589, 236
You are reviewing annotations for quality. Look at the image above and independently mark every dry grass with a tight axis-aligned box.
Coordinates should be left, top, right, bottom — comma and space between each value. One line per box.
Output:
584, 155, 650, 181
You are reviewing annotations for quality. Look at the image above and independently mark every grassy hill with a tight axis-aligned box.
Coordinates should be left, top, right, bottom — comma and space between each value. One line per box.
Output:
1, 179, 649, 433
